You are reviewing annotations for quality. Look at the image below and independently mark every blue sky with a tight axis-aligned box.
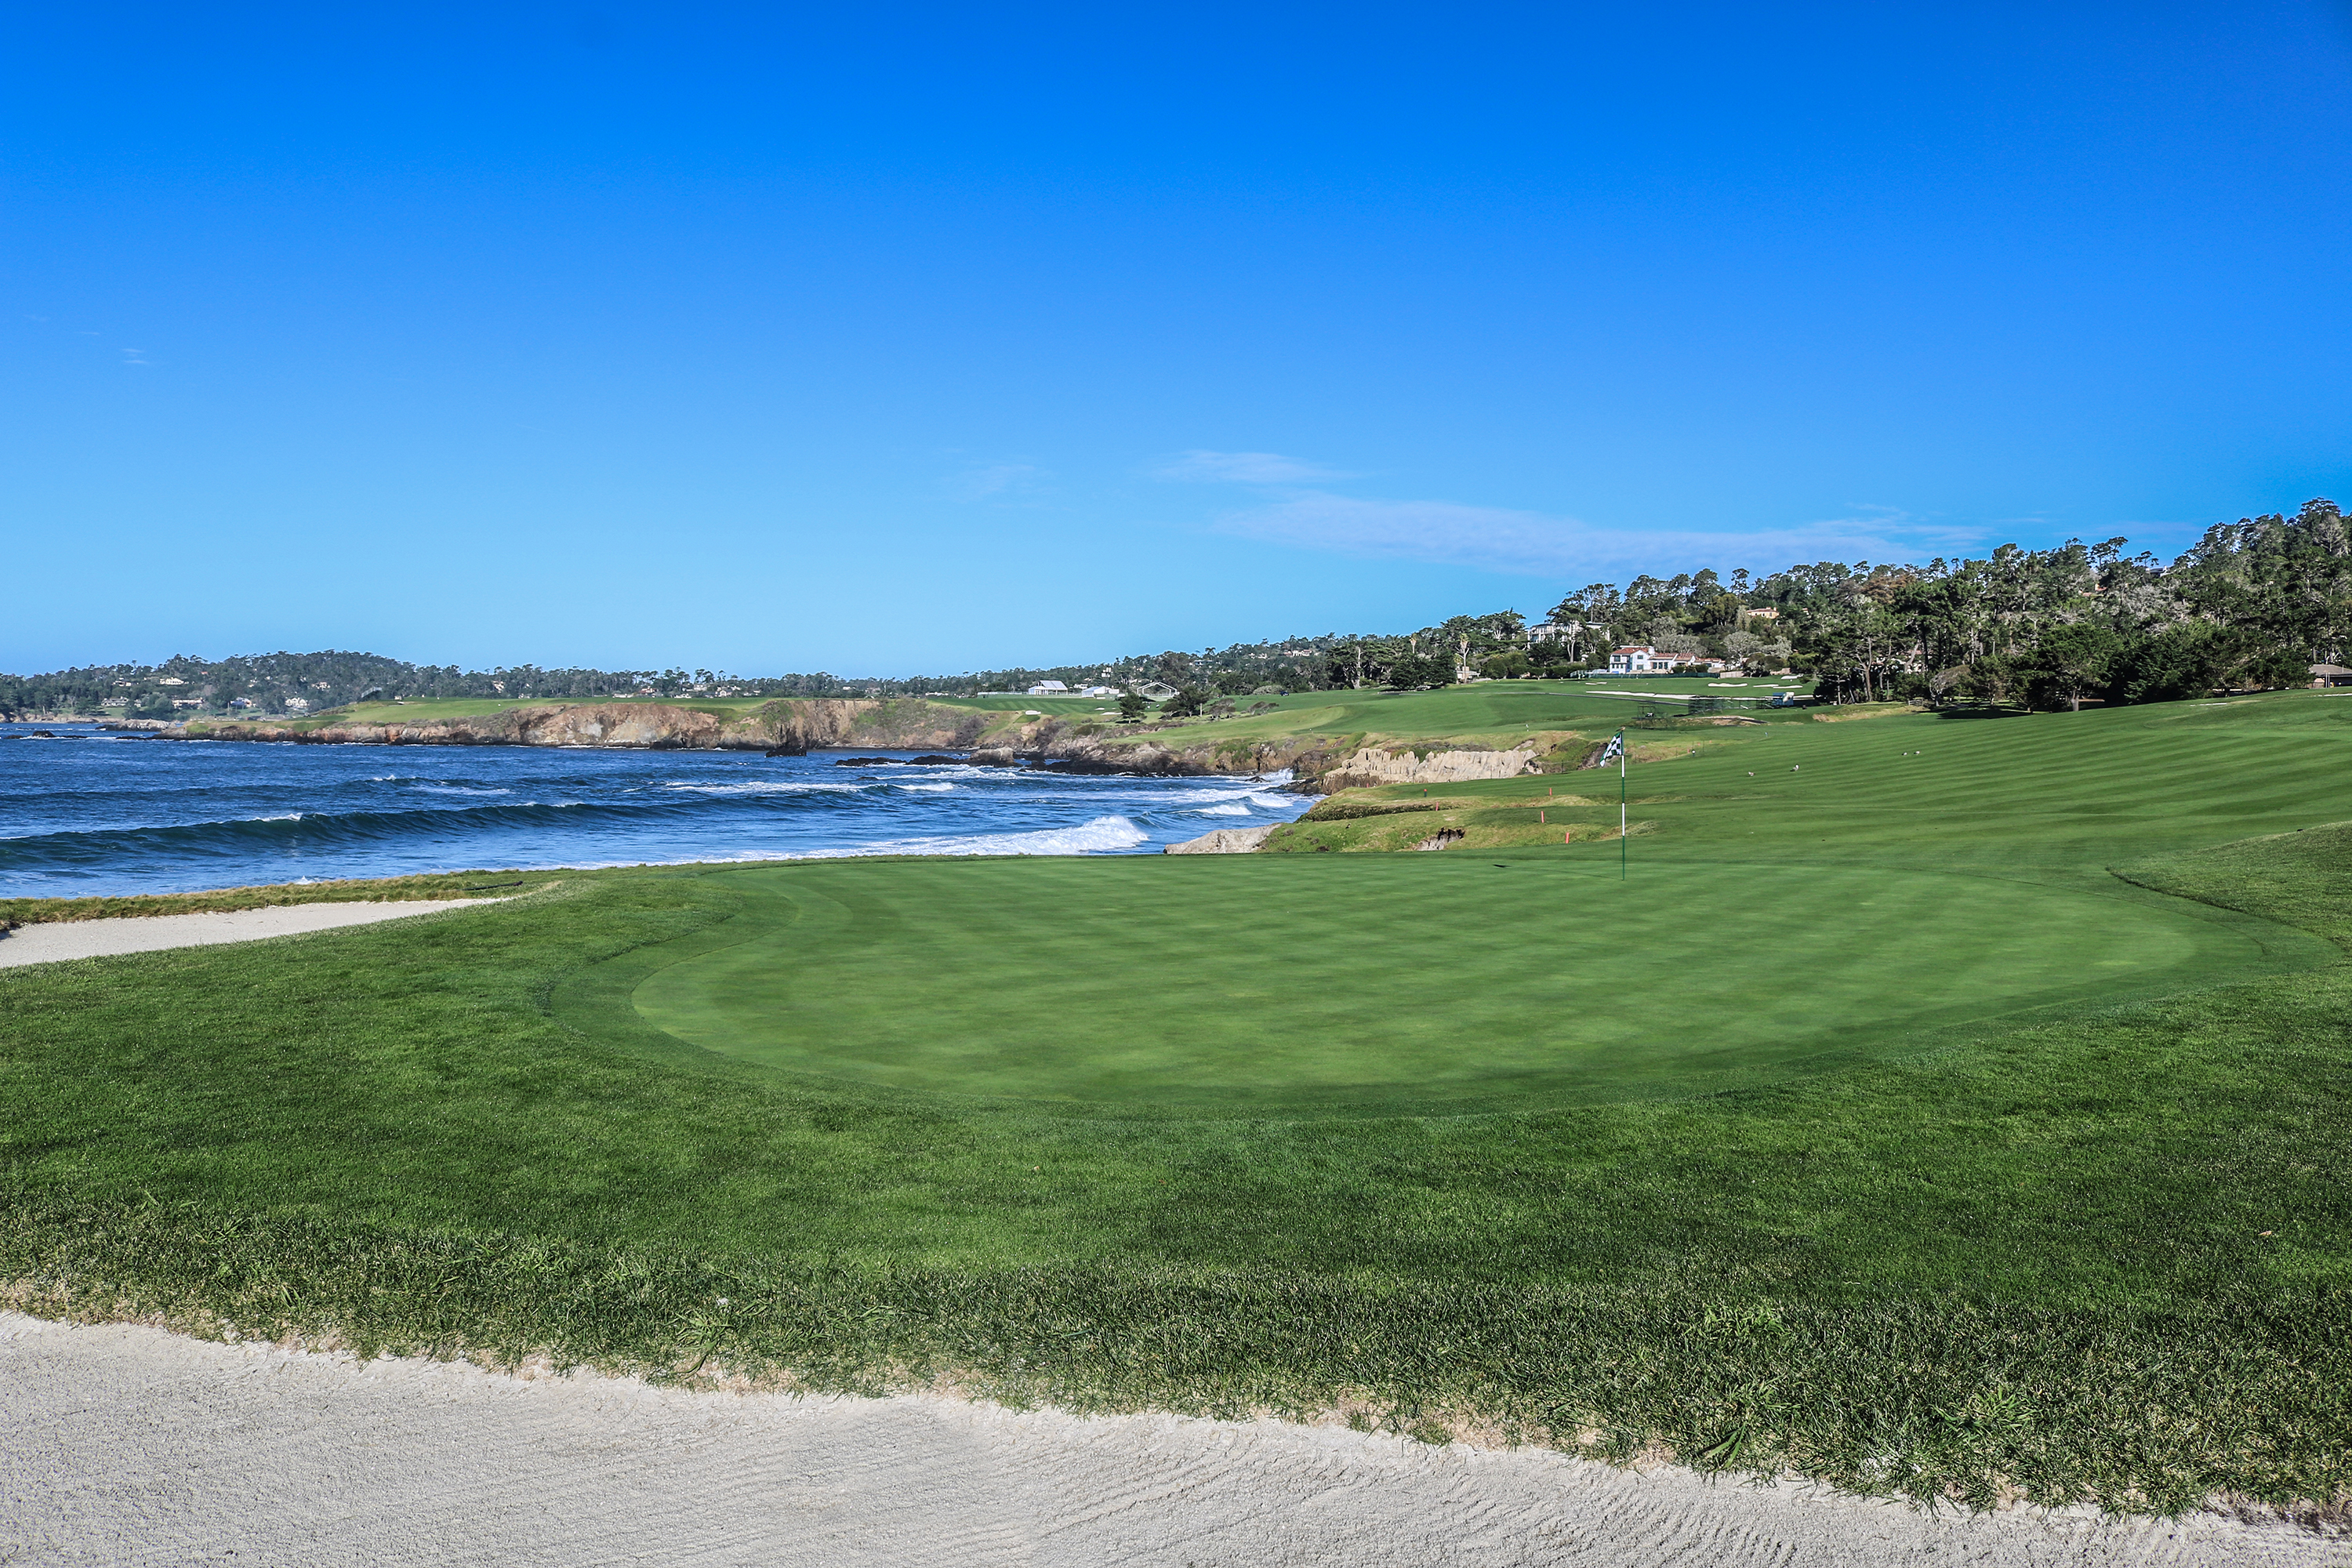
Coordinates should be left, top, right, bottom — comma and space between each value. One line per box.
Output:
6, 2, 2349, 675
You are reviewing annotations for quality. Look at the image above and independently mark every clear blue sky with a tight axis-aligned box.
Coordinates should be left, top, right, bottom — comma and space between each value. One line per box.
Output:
6, 3, 2349, 676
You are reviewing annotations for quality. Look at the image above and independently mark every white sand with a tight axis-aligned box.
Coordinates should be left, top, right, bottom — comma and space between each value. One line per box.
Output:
2, 1312, 2335, 1566
0, 898, 503, 967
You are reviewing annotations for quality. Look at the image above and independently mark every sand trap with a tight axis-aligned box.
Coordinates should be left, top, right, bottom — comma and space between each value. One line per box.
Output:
0, 898, 504, 967
0, 1312, 2332, 1566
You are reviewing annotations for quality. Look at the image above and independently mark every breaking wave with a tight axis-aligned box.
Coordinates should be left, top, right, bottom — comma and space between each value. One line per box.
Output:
1, 724, 1309, 895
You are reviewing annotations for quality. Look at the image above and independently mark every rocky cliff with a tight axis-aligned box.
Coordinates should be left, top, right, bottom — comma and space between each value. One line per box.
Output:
174, 699, 1573, 797
1314, 744, 1544, 789
176, 699, 991, 753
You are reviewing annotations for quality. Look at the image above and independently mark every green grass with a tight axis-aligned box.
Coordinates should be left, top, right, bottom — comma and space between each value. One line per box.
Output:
6, 688, 2352, 1513
601, 858, 2325, 1116
927, 694, 1124, 713
1089, 677, 1824, 757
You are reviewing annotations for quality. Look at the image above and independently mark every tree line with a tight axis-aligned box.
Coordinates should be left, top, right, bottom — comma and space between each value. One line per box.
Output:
7, 499, 2342, 720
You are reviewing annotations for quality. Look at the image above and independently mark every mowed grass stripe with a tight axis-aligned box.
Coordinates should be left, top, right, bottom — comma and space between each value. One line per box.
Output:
615, 855, 2318, 1115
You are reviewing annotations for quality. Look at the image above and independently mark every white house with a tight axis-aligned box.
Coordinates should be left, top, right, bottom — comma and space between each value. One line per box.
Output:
1607, 644, 1669, 673
1025, 680, 1071, 695
1608, 645, 1727, 675
1527, 621, 1584, 643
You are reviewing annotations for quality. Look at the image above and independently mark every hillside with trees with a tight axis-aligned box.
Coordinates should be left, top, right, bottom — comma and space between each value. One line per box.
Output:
5, 499, 2342, 720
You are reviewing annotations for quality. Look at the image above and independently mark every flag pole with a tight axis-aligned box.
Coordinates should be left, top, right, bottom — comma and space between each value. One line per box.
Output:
1618, 728, 1628, 880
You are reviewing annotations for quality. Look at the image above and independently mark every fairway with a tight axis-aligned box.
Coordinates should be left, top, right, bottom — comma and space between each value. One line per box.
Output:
601, 856, 2321, 1114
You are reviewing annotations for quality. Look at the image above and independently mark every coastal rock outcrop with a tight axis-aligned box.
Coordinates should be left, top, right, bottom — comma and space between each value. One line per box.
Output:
1163, 825, 1279, 854
175, 699, 988, 753
1316, 745, 1542, 790
169, 699, 1564, 801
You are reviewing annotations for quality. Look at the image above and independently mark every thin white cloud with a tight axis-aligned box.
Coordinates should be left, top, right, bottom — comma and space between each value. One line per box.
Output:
1213, 492, 1979, 576
1152, 449, 1353, 484
945, 462, 1049, 501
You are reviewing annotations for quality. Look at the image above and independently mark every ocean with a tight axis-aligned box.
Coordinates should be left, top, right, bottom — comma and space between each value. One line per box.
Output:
0, 724, 1310, 898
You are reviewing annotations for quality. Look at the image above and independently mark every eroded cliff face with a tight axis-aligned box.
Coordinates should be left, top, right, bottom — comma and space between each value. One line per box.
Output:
181, 699, 991, 753
174, 699, 1567, 797
1314, 745, 1544, 789
971, 720, 1572, 790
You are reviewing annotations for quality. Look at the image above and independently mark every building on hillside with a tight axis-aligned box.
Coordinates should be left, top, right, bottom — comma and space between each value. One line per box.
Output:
1742, 606, 1781, 622
2310, 663, 2352, 688
1527, 621, 1585, 643
1607, 645, 1728, 676
1025, 680, 1071, 695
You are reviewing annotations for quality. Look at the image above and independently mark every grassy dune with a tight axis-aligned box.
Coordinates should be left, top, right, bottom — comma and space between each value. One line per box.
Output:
5, 689, 2351, 1512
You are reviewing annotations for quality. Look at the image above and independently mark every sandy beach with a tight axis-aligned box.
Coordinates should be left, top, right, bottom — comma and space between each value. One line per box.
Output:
2, 1312, 2338, 1567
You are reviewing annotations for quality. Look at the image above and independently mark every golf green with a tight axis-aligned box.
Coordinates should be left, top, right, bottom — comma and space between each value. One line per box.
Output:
595, 854, 2313, 1115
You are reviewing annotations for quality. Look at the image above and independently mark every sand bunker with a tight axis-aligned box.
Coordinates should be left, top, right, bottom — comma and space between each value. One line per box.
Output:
0, 1312, 2331, 1566
0, 898, 503, 967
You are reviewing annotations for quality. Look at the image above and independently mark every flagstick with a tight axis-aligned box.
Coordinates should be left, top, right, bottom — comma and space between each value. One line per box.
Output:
1618, 728, 1628, 880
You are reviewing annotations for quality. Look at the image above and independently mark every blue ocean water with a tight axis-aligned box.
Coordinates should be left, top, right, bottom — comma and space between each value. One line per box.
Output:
0, 724, 1310, 898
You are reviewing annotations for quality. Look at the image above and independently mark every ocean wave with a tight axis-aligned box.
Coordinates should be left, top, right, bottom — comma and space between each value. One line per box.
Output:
811, 814, 1149, 858
0, 799, 603, 866
0, 782, 932, 869
1248, 793, 1298, 809
660, 780, 872, 796
1196, 803, 1251, 816
896, 782, 955, 792
414, 783, 514, 797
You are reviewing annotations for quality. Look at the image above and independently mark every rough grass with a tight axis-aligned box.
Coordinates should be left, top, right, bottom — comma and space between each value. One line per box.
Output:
5, 689, 2352, 1513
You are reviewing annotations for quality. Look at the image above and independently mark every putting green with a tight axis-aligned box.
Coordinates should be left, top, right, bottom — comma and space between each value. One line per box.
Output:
585, 854, 2316, 1116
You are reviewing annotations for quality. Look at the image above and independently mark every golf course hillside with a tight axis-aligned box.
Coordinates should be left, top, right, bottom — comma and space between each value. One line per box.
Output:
6, 685, 2351, 1514
168, 676, 1820, 786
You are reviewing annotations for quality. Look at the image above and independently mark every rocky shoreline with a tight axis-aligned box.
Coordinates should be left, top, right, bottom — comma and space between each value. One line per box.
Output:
164, 698, 1570, 795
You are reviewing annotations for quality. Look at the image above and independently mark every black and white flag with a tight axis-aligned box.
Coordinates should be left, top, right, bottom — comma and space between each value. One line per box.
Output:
1597, 731, 1625, 766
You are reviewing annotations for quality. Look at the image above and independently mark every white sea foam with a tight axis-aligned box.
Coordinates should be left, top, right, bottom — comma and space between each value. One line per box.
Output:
1247, 793, 1296, 809
1154, 786, 1269, 805
659, 780, 870, 795
897, 782, 955, 792
415, 784, 512, 797
1196, 803, 1250, 816
833, 814, 1149, 858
